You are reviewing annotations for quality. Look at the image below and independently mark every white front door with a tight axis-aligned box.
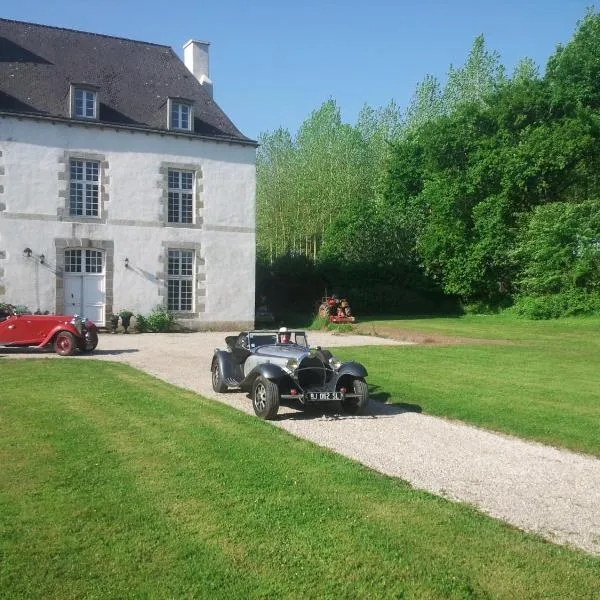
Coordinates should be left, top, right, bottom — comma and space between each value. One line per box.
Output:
63, 249, 106, 326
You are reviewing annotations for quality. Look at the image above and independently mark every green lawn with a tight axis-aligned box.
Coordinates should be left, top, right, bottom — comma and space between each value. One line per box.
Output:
335, 314, 600, 456
1, 360, 598, 599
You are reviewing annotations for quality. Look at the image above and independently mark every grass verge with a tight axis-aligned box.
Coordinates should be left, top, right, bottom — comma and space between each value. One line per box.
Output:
0, 360, 599, 599
336, 314, 600, 455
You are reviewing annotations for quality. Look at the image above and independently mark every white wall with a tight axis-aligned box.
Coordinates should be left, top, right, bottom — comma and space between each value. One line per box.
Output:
0, 116, 256, 328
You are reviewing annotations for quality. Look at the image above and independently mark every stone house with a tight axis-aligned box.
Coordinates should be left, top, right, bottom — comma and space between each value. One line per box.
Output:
0, 18, 256, 329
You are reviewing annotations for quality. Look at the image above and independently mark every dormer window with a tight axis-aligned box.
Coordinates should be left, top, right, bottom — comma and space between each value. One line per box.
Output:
71, 85, 98, 119
169, 99, 193, 131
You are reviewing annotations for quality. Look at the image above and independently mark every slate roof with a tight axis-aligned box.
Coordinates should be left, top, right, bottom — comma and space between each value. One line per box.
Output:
0, 18, 254, 145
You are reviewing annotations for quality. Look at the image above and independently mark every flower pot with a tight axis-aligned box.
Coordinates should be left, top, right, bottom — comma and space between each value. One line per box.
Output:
121, 314, 132, 333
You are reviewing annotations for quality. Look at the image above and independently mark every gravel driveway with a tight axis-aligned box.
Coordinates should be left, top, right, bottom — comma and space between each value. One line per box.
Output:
4, 330, 600, 555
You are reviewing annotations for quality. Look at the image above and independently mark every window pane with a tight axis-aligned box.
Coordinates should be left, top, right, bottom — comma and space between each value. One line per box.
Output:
180, 280, 193, 311
181, 193, 193, 223
85, 92, 95, 117
74, 89, 95, 118
69, 159, 99, 217
181, 105, 189, 129
70, 182, 83, 215
171, 104, 180, 129
167, 169, 194, 224
85, 250, 103, 273
167, 249, 194, 311
167, 279, 179, 311
168, 192, 179, 223
168, 250, 179, 275
65, 249, 82, 273
181, 172, 193, 189
71, 160, 83, 180
181, 251, 193, 275
85, 186, 98, 216
86, 161, 98, 181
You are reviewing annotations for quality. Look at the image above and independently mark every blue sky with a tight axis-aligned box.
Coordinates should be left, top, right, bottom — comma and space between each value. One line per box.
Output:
2, 1, 596, 140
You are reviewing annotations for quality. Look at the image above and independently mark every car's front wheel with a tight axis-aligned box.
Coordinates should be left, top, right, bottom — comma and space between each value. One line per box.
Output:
211, 362, 228, 393
342, 378, 369, 415
252, 377, 280, 420
79, 329, 98, 352
54, 331, 76, 356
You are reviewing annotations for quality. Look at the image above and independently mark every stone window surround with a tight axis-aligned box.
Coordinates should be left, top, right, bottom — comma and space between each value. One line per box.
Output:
159, 162, 204, 228
159, 241, 205, 316
58, 151, 109, 223
69, 84, 99, 121
167, 98, 194, 132
54, 238, 114, 321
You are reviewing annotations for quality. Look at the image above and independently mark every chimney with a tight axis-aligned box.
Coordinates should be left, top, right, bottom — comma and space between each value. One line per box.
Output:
183, 39, 213, 97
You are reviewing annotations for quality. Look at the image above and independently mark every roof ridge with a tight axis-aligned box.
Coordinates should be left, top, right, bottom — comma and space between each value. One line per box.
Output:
0, 17, 171, 49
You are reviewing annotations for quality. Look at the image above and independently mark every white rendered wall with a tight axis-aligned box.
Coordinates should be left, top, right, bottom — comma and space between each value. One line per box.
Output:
0, 117, 256, 328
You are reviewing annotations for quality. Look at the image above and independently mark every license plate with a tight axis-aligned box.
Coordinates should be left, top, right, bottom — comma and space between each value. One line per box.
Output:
306, 392, 342, 401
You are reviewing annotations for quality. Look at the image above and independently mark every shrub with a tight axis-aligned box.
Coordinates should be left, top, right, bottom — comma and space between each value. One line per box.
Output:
146, 306, 175, 332
511, 290, 600, 319
308, 315, 329, 330
135, 314, 149, 333
134, 307, 174, 333
327, 322, 353, 333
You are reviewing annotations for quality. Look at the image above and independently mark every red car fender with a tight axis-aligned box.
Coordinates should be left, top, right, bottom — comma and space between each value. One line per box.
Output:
37, 323, 80, 348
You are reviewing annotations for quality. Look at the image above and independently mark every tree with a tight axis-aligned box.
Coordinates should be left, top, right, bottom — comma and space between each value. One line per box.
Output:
546, 9, 600, 110
443, 34, 505, 111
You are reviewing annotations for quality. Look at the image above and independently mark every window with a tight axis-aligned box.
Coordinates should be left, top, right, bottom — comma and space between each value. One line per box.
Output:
168, 170, 194, 223
65, 249, 103, 273
73, 88, 97, 119
69, 159, 99, 217
168, 250, 194, 311
170, 101, 192, 131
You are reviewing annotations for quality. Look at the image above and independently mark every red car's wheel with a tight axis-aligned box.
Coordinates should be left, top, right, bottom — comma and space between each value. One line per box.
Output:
54, 331, 76, 356
80, 329, 98, 352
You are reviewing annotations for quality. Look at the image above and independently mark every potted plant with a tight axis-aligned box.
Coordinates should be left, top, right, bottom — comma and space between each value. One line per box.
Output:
119, 310, 134, 333
109, 312, 119, 333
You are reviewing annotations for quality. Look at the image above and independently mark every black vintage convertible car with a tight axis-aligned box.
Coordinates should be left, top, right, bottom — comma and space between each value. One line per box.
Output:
211, 329, 369, 419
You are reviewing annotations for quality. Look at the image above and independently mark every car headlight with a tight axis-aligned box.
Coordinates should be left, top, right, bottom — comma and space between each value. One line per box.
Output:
286, 358, 298, 372
329, 356, 342, 370
70, 316, 83, 334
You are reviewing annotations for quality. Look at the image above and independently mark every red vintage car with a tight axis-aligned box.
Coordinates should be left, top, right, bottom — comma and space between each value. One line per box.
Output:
0, 304, 98, 356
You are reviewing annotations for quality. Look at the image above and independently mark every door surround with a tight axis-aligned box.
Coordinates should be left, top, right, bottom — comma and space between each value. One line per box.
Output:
55, 238, 114, 322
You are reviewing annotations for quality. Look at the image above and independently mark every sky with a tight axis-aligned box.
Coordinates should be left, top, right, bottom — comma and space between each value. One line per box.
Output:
2, 1, 597, 141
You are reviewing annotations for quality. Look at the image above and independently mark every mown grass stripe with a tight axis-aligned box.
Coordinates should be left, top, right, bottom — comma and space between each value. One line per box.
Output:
0, 360, 598, 599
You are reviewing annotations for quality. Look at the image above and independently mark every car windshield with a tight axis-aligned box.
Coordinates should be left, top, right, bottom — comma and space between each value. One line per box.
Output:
249, 333, 278, 348
294, 333, 308, 347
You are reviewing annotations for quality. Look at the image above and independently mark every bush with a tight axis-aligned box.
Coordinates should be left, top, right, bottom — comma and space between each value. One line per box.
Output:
308, 315, 329, 330
135, 307, 174, 333
327, 322, 353, 333
511, 290, 600, 319
135, 314, 149, 333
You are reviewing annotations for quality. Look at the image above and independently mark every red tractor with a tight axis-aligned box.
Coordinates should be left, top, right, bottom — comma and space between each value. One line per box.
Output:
317, 295, 355, 324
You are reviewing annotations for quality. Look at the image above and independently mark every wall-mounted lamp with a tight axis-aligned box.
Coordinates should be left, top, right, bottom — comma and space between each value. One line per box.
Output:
124, 257, 129, 269
23, 247, 32, 258
40, 254, 45, 265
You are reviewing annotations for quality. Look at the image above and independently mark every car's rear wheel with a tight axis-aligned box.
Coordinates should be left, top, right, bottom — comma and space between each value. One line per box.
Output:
252, 377, 280, 420
212, 362, 228, 393
54, 331, 76, 356
342, 378, 369, 415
